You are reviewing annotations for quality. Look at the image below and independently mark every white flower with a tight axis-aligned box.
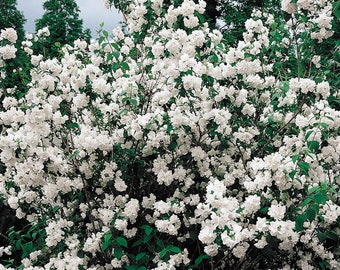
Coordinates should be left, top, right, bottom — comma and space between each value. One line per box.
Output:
204, 244, 219, 256
179, 0, 195, 16
281, 0, 297, 14
45, 219, 73, 247
154, 200, 171, 214
242, 195, 261, 216
152, 42, 165, 58
198, 225, 217, 245
321, 201, 340, 224
184, 15, 199, 28
155, 214, 181, 236
254, 237, 267, 249
37, 27, 50, 37
83, 232, 104, 254
297, 0, 312, 10
1, 28, 18, 43
0, 45, 17, 59
111, 258, 122, 268
315, 13, 332, 29
114, 219, 128, 231
115, 178, 127, 192
268, 203, 286, 220
30, 54, 43, 66
255, 217, 268, 232
300, 78, 316, 94
43, 184, 59, 200
8, 196, 19, 209
53, 111, 68, 125
123, 199, 140, 223
316, 81, 330, 98
232, 242, 249, 259
98, 208, 115, 225
295, 114, 308, 128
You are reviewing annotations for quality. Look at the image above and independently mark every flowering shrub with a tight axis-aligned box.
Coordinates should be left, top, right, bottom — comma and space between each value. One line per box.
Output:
0, 0, 339, 269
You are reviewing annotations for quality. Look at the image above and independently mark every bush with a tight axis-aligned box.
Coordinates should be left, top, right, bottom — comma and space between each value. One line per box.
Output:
0, 0, 339, 269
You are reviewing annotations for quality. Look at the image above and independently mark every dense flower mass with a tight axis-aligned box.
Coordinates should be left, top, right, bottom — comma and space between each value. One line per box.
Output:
0, 0, 339, 269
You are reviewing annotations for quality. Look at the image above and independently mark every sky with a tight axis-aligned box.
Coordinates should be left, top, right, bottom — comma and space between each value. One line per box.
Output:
17, 0, 123, 38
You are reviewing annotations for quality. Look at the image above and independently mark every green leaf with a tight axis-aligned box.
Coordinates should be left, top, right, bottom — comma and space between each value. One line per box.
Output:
169, 141, 177, 151
295, 214, 306, 232
308, 185, 319, 194
156, 239, 164, 248
194, 254, 210, 266
102, 233, 112, 251
125, 266, 138, 270
132, 239, 143, 248
136, 252, 146, 261
291, 154, 300, 163
112, 42, 120, 51
289, 170, 296, 180
15, 239, 22, 249
107, 53, 114, 62
195, 11, 205, 23
68, 151, 79, 160
116, 237, 128, 248
321, 181, 327, 190
279, 81, 289, 92
22, 242, 33, 258
112, 63, 120, 71
209, 54, 219, 64
104, 233, 112, 242
159, 248, 168, 259
66, 122, 79, 130
301, 197, 312, 207
122, 97, 129, 103
103, 30, 108, 37
333, 1, 340, 20
121, 62, 130, 71
297, 161, 310, 175
305, 207, 317, 222
142, 234, 152, 244
137, 267, 146, 270
130, 99, 138, 106
167, 245, 181, 254
259, 206, 269, 213
140, 225, 153, 236
114, 248, 123, 259
313, 193, 327, 204
113, 51, 120, 60
317, 232, 330, 242
307, 141, 320, 153
304, 130, 313, 141
319, 122, 328, 130
99, 36, 105, 44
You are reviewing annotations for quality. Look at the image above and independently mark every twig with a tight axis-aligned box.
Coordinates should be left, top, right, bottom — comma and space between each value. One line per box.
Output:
0, 232, 8, 240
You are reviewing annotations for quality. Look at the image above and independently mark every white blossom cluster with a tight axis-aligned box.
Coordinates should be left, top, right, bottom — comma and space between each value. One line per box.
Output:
0, 28, 18, 60
282, 0, 334, 42
0, 0, 339, 269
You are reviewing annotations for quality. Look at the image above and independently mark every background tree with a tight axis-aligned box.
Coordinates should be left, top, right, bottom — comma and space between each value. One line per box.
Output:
0, 0, 26, 41
0, 0, 29, 97
35, 0, 91, 58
